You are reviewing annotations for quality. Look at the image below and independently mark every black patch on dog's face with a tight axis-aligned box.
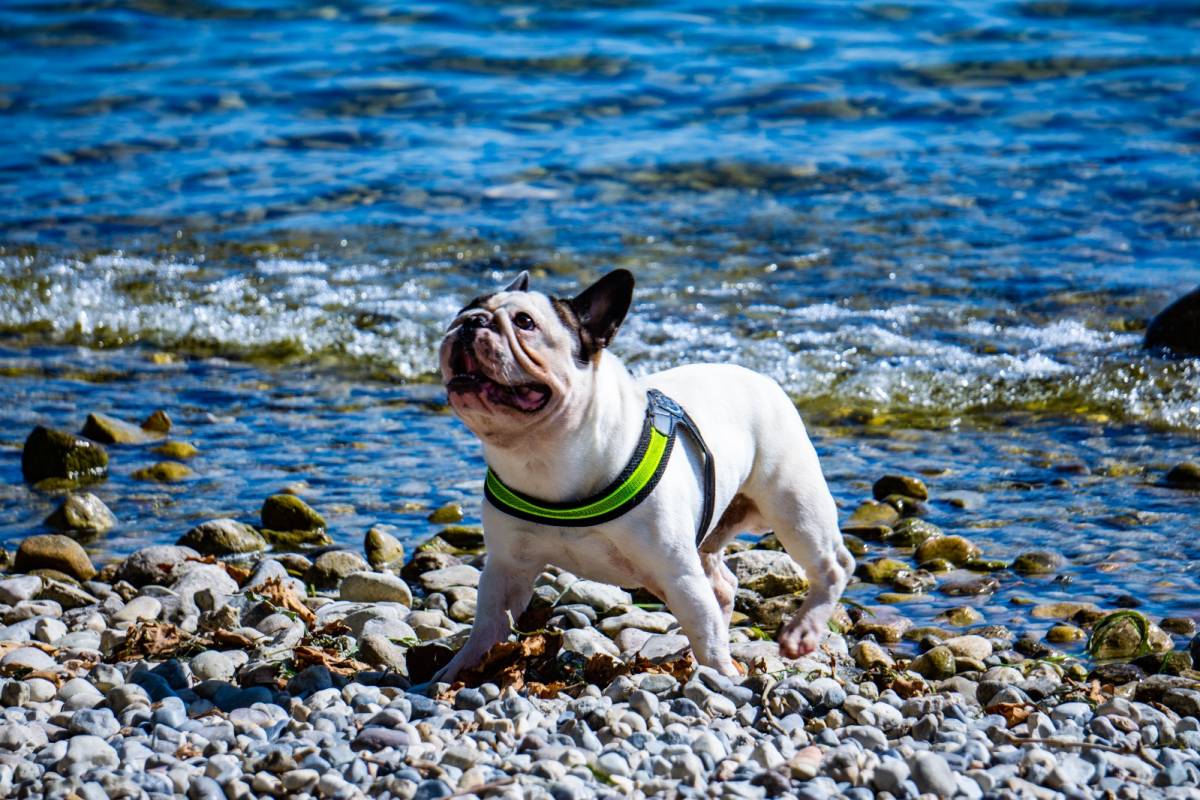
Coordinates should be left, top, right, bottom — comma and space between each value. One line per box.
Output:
458, 293, 495, 314
551, 297, 598, 366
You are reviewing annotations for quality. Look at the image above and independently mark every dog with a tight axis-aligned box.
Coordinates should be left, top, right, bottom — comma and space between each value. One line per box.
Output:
436, 269, 853, 680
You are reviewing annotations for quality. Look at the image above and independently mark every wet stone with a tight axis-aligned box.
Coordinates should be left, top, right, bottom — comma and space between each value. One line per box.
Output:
261, 494, 326, 532
22, 426, 109, 485
873, 474, 929, 502
365, 525, 405, 568
940, 576, 999, 596
915, 535, 980, 567
177, 518, 266, 556
81, 412, 163, 444
887, 518, 942, 547
44, 493, 117, 534
427, 502, 464, 524
1011, 550, 1064, 575
131, 461, 192, 482
1165, 462, 1200, 489
153, 440, 198, 459
910, 645, 956, 679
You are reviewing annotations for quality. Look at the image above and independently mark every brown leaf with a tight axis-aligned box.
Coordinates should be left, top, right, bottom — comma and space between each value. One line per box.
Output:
885, 674, 928, 699
1085, 679, 1109, 705
292, 645, 370, 676
210, 629, 257, 649
115, 622, 191, 661
527, 680, 572, 698
185, 555, 252, 586
457, 631, 564, 690
987, 702, 1033, 728
255, 577, 317, 626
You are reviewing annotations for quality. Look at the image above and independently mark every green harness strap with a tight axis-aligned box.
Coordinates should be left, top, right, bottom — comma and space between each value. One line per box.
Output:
484, 389, 717, 542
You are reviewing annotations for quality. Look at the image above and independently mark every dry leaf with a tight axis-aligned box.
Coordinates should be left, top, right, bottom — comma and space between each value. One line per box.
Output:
292, 645, 369, 676
210, 629, 258, 649
255, 577, 317, 626
1085, 680, 1109, 705
186, 555, 252, 586
987, 702, 1033, 727
116, 622, 190, 661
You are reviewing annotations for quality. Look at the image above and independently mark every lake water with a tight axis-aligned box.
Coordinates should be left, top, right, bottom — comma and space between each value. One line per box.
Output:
1, 0, 1199, 655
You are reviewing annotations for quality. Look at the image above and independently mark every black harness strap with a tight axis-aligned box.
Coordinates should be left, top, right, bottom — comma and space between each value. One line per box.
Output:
646, 389, 717, 546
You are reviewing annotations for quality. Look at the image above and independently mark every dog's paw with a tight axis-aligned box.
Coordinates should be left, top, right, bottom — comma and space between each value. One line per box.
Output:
777, 615, 825, 659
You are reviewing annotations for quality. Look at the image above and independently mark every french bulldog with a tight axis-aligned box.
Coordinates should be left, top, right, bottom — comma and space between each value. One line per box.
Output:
436, 269, 854, 679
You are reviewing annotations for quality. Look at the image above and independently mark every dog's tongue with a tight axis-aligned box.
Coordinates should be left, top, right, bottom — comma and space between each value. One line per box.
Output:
512, 385, 548, 411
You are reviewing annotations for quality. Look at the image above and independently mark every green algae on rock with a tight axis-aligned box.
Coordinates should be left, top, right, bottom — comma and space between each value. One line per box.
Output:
1087, 610, 1173, 660
427, 502, 465, 524
887, 518, 942, 547
726, 549, 808, 596
261, 494, 326, 533
14, 534, 96, 581
859, 557, 908, 584
260, 528, 333, 549
177, 518, 267, 555
364, 526, 405, 569
915, 535, 981, 567
21, 426, 108, 486
1012, 550, 1065, 575
909, 645, 956, 679
841, 500, 899, 536
872, 474, 929, 502
132, 461, 192, 482
153, 441, 198, 459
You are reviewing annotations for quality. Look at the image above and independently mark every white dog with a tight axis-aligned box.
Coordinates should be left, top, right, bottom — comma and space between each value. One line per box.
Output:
436, 269, 853, 679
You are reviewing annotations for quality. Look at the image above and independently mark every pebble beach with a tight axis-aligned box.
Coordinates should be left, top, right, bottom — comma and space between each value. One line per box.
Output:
2, 415, 1199, 799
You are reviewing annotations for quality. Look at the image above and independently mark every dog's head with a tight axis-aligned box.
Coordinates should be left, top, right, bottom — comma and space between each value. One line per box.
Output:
439, 269, 634, 443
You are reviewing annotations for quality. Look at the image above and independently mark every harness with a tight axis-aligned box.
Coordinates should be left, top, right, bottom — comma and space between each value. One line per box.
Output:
483, 389, 717, 545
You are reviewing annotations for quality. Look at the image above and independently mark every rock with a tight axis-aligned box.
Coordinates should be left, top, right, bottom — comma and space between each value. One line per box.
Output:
365, 526, 405, 568
1, 646, 56, 672
842, 500, 899, 534
40, 578, 98, 610
154, 440, 198, 459
1030, 601, 1101, 620
427, 502, 464, 524
599, 610, 677, 637
1145, 285, 1200, 357
178, 518, 266, 555
418, 526, 485, 556
44, 493, 117, 534
1165, 462, 1200, 489
260, 527, 332, 548
851, 640, 894, 670
910, 645, 956, 679
262, 494, 325, 532
112, 595, 162, 625
141, 409, 171, 433
911, 752, 957, 797
859, 557, 907, 584
915, 535, 980, 566
842, 534, 867, 557
1046, 624, 1086, 643
307, 551, 369, 588
941, 635, 992, 660
0, 575, 43, 605
557, 580, 632, 612
940, 576, 999, 596
1011, 551, 1064, 575
358, 634, 408, 673
117, 544, 200, 586
190, 650, 236, 682
59, 735, 119, 773
81, 412, 163, 444
15, 534, 96, 580
339, 572, 414, 605
873, 474, 929, 502
22, 426, 108, 485
1160, 617, 1196, 636
887, 518, 942, 547
1088, 611, 1173, 659
419, 564, 481, 592
561, 627, 621, 658
851, 617, 912, 643
132, 461, 192, 482
725, 550, 807, 596
937, 606, 983, 627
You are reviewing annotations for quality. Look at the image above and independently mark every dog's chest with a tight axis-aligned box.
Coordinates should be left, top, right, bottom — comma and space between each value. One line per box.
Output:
512, 524, 660, 593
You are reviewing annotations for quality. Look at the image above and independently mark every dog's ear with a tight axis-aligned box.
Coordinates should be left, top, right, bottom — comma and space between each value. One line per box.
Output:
571, 269, 635, 352
503, 271, 530, 292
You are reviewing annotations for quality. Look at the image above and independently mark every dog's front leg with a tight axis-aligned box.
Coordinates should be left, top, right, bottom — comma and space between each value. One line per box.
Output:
433, 558, 538, 684
660, 565, 738, 677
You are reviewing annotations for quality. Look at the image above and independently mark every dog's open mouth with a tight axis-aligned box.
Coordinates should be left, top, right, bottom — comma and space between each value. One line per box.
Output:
447, 348, 551, 413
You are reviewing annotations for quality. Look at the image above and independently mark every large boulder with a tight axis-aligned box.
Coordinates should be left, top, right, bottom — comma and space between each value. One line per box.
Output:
14, 534, 96, 581
1145, 286, 1200, 357
21, 427, 108, 485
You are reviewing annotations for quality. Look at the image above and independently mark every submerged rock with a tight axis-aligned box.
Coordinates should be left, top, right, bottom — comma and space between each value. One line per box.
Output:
887, 518, 942, 547
1011, 550, 1065, 575
915, 535, 980, 566
132, 461, 192, 482
261, 494, 326, 533
81, 412, 164, 445
44, 493, 116, 534
859, 557, 907, 584
15, 534, 96, 581
177, 518, 266, 555
1165, 462, 1200, 489
153, 441, 198, 460
873, 474, 929, 502
21, 426, 108, 485
427, 502, 464, 524
841, 500, 899, 535
1144, 285, 1200, 357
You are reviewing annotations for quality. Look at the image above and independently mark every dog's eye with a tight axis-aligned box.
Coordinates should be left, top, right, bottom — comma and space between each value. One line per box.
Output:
513, 312, 536, 331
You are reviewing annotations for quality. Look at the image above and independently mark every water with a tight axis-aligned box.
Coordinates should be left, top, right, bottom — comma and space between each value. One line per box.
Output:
2, 1, 1199, 654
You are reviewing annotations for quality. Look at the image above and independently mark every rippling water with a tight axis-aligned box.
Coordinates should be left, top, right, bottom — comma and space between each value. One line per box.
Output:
1, 1, 1199, 651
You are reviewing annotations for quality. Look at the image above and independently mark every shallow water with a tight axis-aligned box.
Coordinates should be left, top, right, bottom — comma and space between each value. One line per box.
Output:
2, 1, 1199, 655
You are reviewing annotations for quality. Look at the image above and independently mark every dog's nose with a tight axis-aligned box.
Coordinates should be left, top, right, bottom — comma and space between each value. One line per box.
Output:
458, 312, 488, 342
